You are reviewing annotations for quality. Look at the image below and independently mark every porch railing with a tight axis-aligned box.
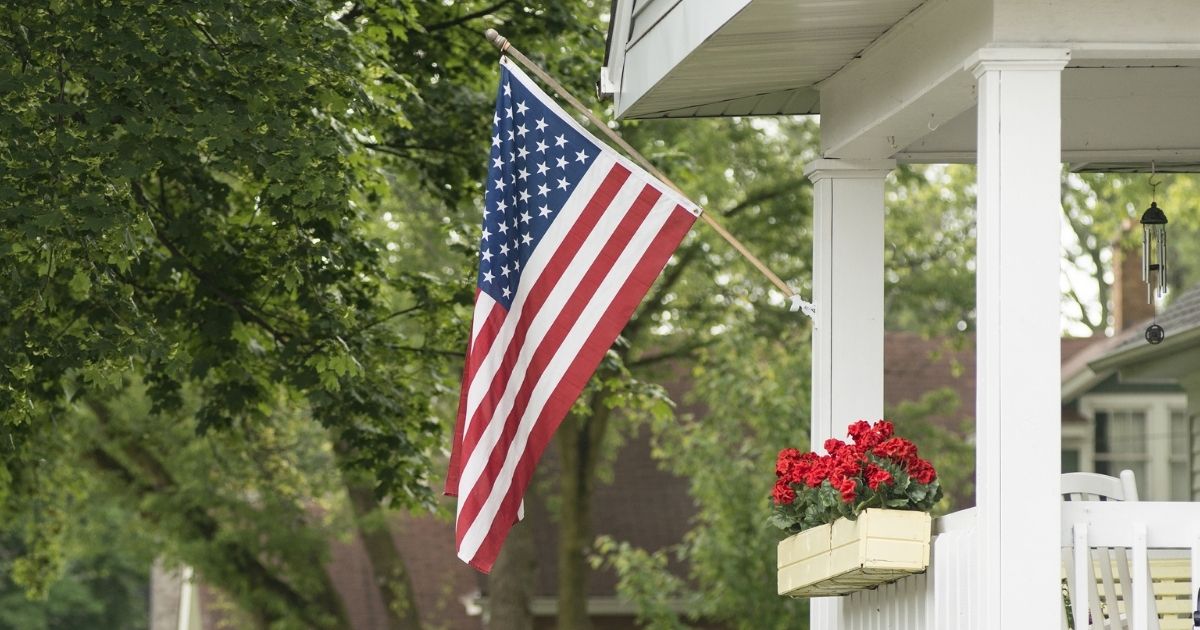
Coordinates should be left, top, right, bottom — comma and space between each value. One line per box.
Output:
839, 507, 978, 629
1062, 502, 1200, 630
834, 502, 1200, 629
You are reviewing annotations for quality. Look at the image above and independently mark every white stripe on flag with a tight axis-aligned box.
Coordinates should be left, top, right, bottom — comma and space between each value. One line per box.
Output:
469, 294, 493, 350
456, 168, 644, 518
459, 154, 617, 447
457, 192, 680, 561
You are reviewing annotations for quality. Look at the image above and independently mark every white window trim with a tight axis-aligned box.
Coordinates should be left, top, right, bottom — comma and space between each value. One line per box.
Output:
1078, 392, 1188, 500
1061, 422, 1092, 473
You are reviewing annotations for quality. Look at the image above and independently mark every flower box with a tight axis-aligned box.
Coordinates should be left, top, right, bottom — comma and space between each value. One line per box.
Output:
777, 508, 931, 597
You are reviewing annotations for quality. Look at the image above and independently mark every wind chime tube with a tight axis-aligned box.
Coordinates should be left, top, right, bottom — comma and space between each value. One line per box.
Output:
1144, 228, 1152, 302
1143, 230, 1150, 283
1159, 225, 1168, 296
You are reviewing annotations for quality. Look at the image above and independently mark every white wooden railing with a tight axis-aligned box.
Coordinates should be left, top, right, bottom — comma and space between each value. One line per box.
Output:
1063, 502, 1200, 630
835, 503, 1200, 629
839, 507, 979, 629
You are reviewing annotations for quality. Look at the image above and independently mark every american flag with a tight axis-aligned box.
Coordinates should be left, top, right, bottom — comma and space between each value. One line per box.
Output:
444, 59, 700, 572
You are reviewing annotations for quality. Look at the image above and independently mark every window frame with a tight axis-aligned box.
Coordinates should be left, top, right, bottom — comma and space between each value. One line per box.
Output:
1078, 392, 1188, 501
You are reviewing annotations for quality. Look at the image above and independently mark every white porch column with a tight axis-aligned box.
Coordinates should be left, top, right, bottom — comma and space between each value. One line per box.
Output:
805, 158, 892, 630
968, 48, 1069, 630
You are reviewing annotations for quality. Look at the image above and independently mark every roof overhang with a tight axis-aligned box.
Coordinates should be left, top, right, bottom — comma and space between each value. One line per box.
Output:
1062, 324, 1200, 403
603, 0, 923, 119
603, 0, 1200, 171
1088, 325, 1200, 379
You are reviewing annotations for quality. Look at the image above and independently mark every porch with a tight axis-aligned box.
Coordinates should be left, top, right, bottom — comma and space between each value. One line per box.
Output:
602, 0, 1200, 627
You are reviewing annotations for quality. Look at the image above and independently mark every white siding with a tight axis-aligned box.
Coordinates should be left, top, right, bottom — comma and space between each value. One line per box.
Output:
627, 0, 683, 47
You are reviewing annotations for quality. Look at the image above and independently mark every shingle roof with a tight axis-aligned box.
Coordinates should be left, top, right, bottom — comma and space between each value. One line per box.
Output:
1115, 282, 1200, 350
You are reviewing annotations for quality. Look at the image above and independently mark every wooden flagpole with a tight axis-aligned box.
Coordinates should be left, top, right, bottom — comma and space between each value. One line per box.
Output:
484, 29, 814, 317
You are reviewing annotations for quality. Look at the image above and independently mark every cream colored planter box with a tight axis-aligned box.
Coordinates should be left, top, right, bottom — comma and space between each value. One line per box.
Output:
777, 508, 931, 597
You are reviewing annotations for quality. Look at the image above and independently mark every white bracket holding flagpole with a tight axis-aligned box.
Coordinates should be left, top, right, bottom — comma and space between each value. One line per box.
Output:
789, 295, 816, 318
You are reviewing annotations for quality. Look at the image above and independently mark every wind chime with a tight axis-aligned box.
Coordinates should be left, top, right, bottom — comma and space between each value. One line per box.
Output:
1141, 165, 1168, 345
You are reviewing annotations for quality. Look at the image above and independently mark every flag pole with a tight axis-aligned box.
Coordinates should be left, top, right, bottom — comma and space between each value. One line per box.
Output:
484, 29, 815, 318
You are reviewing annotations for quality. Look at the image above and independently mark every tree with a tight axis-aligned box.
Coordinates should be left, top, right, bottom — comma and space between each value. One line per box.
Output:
885, 165, 977, 336
1, 0, 617, 626
0, 2, 458, 626
0, 503, 152, 630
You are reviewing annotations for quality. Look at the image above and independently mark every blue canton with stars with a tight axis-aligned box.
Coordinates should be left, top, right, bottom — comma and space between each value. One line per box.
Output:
478, 63, 600, 309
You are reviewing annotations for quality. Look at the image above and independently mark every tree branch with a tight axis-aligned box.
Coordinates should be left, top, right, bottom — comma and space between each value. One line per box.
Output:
189, 17, 232, 67
130, 181, 294, 344
359, 141, 471, 159
84, 399, 346, 628
627, 339, 718, 369
424, 1, 514, 32
1061, 201, 1109, 333
720, 184, 796, 218
623, 244, 703, 345
350, 303, 426, 337
1063, 278, 1100, 334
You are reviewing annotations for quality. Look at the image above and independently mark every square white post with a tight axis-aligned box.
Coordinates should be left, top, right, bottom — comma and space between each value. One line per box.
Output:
968, 47, 1069, 630
805, 158, 892, 630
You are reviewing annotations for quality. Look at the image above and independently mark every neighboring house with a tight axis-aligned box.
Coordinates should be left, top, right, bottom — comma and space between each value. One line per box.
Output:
1061, 280, 1200, 501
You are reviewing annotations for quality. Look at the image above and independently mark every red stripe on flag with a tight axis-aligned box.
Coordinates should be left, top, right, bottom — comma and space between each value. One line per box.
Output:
464, 204, 697, 572
446, 295, 506, 496
454, 183, 664, 544
455, 165, 632, 481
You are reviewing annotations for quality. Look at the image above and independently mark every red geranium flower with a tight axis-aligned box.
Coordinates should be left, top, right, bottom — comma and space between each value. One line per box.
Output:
772, 480, 797, 505
908, 458, 937, 484
866, 464, 893, 490
770, 421, 942, 534
803, 456, 830, 487
873, 437, 918, 465
847, 420, 872, 443
776, 447, 802, 478
849, 419, 894, 449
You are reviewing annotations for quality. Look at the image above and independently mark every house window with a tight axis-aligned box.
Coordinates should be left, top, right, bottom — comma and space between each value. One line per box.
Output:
1093, 410, 1148, 487
1084, 397, 1191, 501
1170, 411, 1190, 501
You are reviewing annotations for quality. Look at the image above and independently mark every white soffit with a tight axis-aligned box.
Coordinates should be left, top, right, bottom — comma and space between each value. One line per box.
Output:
895, 62, 1200, 172
611, 0, 926, 119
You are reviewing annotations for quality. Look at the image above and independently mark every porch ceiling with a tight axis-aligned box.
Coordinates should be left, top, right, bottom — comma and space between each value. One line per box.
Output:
896, 62, 1200, 172
607, 0, 926, 119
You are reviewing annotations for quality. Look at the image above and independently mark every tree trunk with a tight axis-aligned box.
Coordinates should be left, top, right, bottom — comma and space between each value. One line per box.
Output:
343, 476, 424, 630
85, 443, 350, 629
333, 433, 423, 630
84, 400, 352, 628
556, 399, 612, 630
487, 513, 536, 630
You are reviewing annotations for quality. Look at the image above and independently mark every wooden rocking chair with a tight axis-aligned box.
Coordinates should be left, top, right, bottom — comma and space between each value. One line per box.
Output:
1062, 470, 1161, 630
